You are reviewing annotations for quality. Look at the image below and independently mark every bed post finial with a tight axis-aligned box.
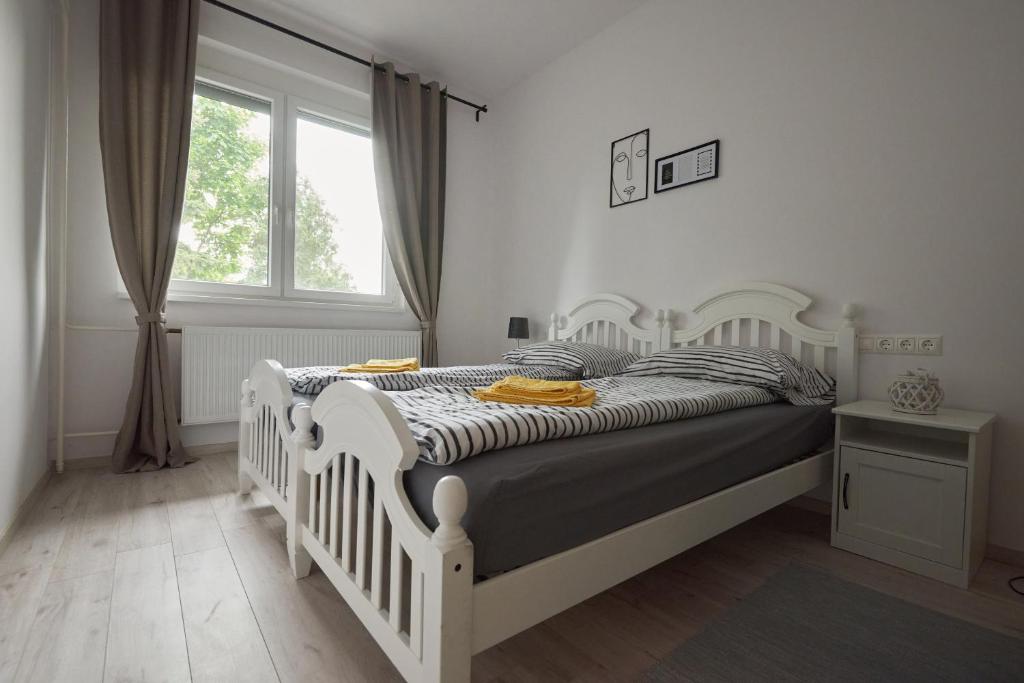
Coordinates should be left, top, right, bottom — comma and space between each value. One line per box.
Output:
431, 475, 468, 551
548, 313, 559, 341
837, 303, 860, 405
841, 303, 860, 327
291, 404, 315, 445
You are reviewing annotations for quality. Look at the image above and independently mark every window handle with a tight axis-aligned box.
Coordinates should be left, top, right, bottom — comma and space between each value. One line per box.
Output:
842, 472, 850, 510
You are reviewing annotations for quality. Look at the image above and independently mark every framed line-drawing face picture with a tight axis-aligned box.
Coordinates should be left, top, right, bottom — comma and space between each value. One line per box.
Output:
610, 128, 649, 207
654, 139, 719, 193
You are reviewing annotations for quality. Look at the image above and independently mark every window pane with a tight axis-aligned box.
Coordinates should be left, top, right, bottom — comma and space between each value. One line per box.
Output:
173, 84, 271, 286
294, 112, 384, 294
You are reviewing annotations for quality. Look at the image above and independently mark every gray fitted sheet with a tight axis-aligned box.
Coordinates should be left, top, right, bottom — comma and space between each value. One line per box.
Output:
288, 392, 832, 575
402, 403, 833, 576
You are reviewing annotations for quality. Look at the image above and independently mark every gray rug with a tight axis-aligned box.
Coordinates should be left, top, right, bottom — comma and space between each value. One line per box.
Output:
643, 564, 1024, 682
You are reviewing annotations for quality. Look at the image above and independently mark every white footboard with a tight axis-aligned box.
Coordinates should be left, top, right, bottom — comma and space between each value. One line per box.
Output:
238, 361, 300, 519
295, 380, 474, 683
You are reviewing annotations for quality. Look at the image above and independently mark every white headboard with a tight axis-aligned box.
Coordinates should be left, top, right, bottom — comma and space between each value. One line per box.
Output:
548, 293, 668, 356
670, 282, 859, 404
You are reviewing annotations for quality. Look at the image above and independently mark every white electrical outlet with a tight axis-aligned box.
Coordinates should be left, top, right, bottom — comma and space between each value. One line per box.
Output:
896, 337, 916, 353
859, 334, 943, 355
917, 335, 943, 355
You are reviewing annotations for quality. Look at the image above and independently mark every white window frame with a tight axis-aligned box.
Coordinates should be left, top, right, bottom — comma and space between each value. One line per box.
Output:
169, 69, 285, 300
165, 63, 402, 312
284, 96, 400, 307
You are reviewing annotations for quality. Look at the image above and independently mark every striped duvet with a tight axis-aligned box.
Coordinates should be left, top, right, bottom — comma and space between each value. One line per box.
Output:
390, 376, 778, 466
287, 363, 579, 396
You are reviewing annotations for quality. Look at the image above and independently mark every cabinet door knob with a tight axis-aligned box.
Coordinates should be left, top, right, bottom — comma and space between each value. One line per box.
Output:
842, 472, 850, 510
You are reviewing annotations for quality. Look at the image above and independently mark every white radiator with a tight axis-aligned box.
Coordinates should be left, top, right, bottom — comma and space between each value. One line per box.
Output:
181, 326, 421, 424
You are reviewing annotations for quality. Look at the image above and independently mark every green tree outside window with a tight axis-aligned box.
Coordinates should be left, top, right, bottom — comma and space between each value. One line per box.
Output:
173, 94, 352, 291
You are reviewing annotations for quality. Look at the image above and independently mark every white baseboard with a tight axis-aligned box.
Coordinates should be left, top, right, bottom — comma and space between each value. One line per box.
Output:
58, 441, 238, 471
0, 465, 54, 557
62, 454, 113, 471
986, 543, 1024, 569
54, 421, 240, 462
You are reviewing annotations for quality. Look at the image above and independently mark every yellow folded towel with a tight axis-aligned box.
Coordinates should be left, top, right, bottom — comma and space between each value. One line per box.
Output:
487, 375, 582, 396
340, 357, 421, 374
473, 375, 597, 407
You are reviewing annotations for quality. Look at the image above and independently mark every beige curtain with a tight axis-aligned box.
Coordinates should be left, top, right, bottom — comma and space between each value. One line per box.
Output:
98, 0, 199, 472
371, 61, 447, 366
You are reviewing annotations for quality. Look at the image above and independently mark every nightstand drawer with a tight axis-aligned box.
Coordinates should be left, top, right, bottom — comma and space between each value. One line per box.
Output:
836, 446, 966, 568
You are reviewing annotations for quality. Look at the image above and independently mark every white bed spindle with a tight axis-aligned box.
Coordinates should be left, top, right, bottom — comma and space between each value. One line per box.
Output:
261, 406, 269, 472
269, 419, 277, 489
319, 471, 329, 545
266, 409, 274, 473
814, 345, 827, 372
356, 465, 370, 589
371, 493, 385, 608
270, 422, 279, 491
253, 407, 260, 468
308, 473, 317, 536
389, 535, 405, 632
409, 567, 423, 657
329, 454, 341, 557
278, 432, 285, 493
269, 427, 277, 491
341, 453, 355, 573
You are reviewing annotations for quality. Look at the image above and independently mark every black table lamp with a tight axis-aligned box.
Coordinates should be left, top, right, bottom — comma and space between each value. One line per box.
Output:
507, 317, 529, 348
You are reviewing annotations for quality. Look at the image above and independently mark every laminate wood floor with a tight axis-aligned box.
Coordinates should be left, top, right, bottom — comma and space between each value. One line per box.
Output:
1, 452, 1022, 682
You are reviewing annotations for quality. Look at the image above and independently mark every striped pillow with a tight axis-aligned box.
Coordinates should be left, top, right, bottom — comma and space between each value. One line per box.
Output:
617, 346, 836, 405
503, 342, 641, 379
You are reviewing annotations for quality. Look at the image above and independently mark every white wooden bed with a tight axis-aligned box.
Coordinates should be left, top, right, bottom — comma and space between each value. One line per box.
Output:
236, 292, 668, 573
237, 283, 858, 682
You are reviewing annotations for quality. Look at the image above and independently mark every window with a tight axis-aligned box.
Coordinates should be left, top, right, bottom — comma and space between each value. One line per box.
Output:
174, 84, 272, 287
170, 70, 397, 309
292, 112, 384, 295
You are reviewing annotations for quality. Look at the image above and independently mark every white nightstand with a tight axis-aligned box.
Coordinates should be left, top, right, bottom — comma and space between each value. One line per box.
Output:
830, 400, 996, 588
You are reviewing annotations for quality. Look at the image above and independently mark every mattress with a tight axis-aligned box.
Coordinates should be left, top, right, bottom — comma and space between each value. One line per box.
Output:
402, 403, 833, 576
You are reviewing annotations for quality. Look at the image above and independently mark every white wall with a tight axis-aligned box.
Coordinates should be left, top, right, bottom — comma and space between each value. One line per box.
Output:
58, 0, 493, 458
460, 0, 1024, 551
0, 0, 51, 534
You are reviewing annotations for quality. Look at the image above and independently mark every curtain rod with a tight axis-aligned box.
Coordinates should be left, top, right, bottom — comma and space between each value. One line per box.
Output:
201, 0, 489, 121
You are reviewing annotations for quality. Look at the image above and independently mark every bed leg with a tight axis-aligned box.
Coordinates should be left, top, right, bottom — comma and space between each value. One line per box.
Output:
422, 476, 474, 683
288, 544, 313, 578
238, 465, 255, 496
288, 405, 316, 580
